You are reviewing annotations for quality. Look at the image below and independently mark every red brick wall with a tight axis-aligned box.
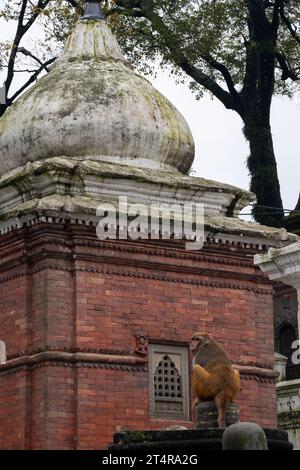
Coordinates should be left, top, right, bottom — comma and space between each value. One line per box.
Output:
0, 223, 277, 449
0, 370, 28, 449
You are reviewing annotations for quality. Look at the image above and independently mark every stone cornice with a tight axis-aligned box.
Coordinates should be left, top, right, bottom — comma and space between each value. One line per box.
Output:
255, 241, 300, 288
0, 158, 253, 217
276, 378, 300, 392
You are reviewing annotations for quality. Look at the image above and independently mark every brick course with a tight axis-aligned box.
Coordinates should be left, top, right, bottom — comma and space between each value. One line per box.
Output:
0, 223, 277, 449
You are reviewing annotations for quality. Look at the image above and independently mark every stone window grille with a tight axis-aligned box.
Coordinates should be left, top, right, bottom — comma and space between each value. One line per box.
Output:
149, 344, 189, 420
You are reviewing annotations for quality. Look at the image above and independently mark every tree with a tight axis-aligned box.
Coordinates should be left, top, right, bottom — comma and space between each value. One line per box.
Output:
0, 0, 80, 118
110, 0, 300, 227
0, 1, 299, 227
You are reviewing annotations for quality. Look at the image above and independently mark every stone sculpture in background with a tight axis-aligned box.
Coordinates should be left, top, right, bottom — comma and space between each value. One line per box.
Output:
222, 422, 268, 450
190, 332, 240, 428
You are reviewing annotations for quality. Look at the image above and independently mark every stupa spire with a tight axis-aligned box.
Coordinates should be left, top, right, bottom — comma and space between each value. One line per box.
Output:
81, 0, 106, 21
0, 1, 195, 175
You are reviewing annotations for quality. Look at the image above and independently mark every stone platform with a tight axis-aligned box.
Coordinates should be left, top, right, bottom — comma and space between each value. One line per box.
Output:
109, 428, 293, 451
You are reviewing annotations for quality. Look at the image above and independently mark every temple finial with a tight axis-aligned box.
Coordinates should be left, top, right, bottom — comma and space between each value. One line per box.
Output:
81, 1, 106, 21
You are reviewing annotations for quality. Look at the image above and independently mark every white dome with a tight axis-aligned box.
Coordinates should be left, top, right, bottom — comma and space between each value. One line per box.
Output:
0, 17, 195, 176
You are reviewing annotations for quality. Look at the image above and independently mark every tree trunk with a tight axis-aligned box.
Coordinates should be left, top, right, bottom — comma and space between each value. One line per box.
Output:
243, 111, 284, 227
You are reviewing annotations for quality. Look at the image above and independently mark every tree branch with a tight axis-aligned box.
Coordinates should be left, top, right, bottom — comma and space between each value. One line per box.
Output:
18, 46, 52, 72
66, 0, 79, 7
9, 56, 56, 103
4, 0, 52, 103
275, 51, 299, 81
279, 2, 300, 45
107, 6, 144, 17
115, 0, 143, 9
271, 0, 282, 34
116, 4, 237, 111
23, 0, 52, 30
66, 0, 82, 15
200, 53, 239, 98
5, 0, 29, 99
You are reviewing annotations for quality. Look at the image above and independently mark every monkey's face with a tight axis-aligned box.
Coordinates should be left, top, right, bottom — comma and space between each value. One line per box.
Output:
189, 332, 211, 355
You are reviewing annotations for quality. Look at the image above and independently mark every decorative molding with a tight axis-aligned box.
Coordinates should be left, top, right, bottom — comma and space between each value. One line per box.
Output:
0, 248, 268, 285
0, 264, 274, 293
0, 362, 148, 377
6, 347, 275, 371
7, 346, 131, 360
0, 216, 285, 251
0, 350, 147, 375
278, 405, 300, 428
255, 241, 300, 288
0, 221, 269, 266
0, 362, 277, 383
240, 375, 276, 384
234, 359, 275, 370
234, 364, 279, 381
0, 347, 277, 383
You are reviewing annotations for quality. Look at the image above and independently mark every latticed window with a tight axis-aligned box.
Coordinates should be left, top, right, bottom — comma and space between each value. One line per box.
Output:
149, 344, 189, 419
154, 355, 183, 400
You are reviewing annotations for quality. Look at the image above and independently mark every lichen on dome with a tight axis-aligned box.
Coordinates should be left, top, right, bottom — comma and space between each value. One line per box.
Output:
0, 5, 195, 176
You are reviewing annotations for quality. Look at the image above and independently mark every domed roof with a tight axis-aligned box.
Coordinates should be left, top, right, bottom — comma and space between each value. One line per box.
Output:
0, 3, 195, 176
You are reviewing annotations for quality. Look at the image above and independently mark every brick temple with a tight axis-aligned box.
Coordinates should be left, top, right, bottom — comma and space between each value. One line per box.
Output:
0, 2, 297, 449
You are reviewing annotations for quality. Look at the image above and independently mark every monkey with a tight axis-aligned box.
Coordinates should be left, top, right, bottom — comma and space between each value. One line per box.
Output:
190, 332, 240, 428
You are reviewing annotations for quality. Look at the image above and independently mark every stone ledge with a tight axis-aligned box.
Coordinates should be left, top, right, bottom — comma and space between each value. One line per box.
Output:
0, 349, 278, 382
0, 350, 147, 373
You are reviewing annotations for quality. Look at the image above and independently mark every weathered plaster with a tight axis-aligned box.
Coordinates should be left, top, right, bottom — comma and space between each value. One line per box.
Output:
0, 157, 298, 245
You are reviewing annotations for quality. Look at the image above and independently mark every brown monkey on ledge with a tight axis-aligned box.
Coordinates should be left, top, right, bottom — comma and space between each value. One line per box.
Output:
190, 332, 240, 428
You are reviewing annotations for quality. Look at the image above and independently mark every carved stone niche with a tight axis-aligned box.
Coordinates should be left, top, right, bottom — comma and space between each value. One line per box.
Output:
134, 335, 149, 357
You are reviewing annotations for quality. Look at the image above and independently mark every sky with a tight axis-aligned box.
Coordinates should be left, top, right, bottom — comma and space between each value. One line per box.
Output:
152, 72, 300, 215
0, 9, 299, 217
